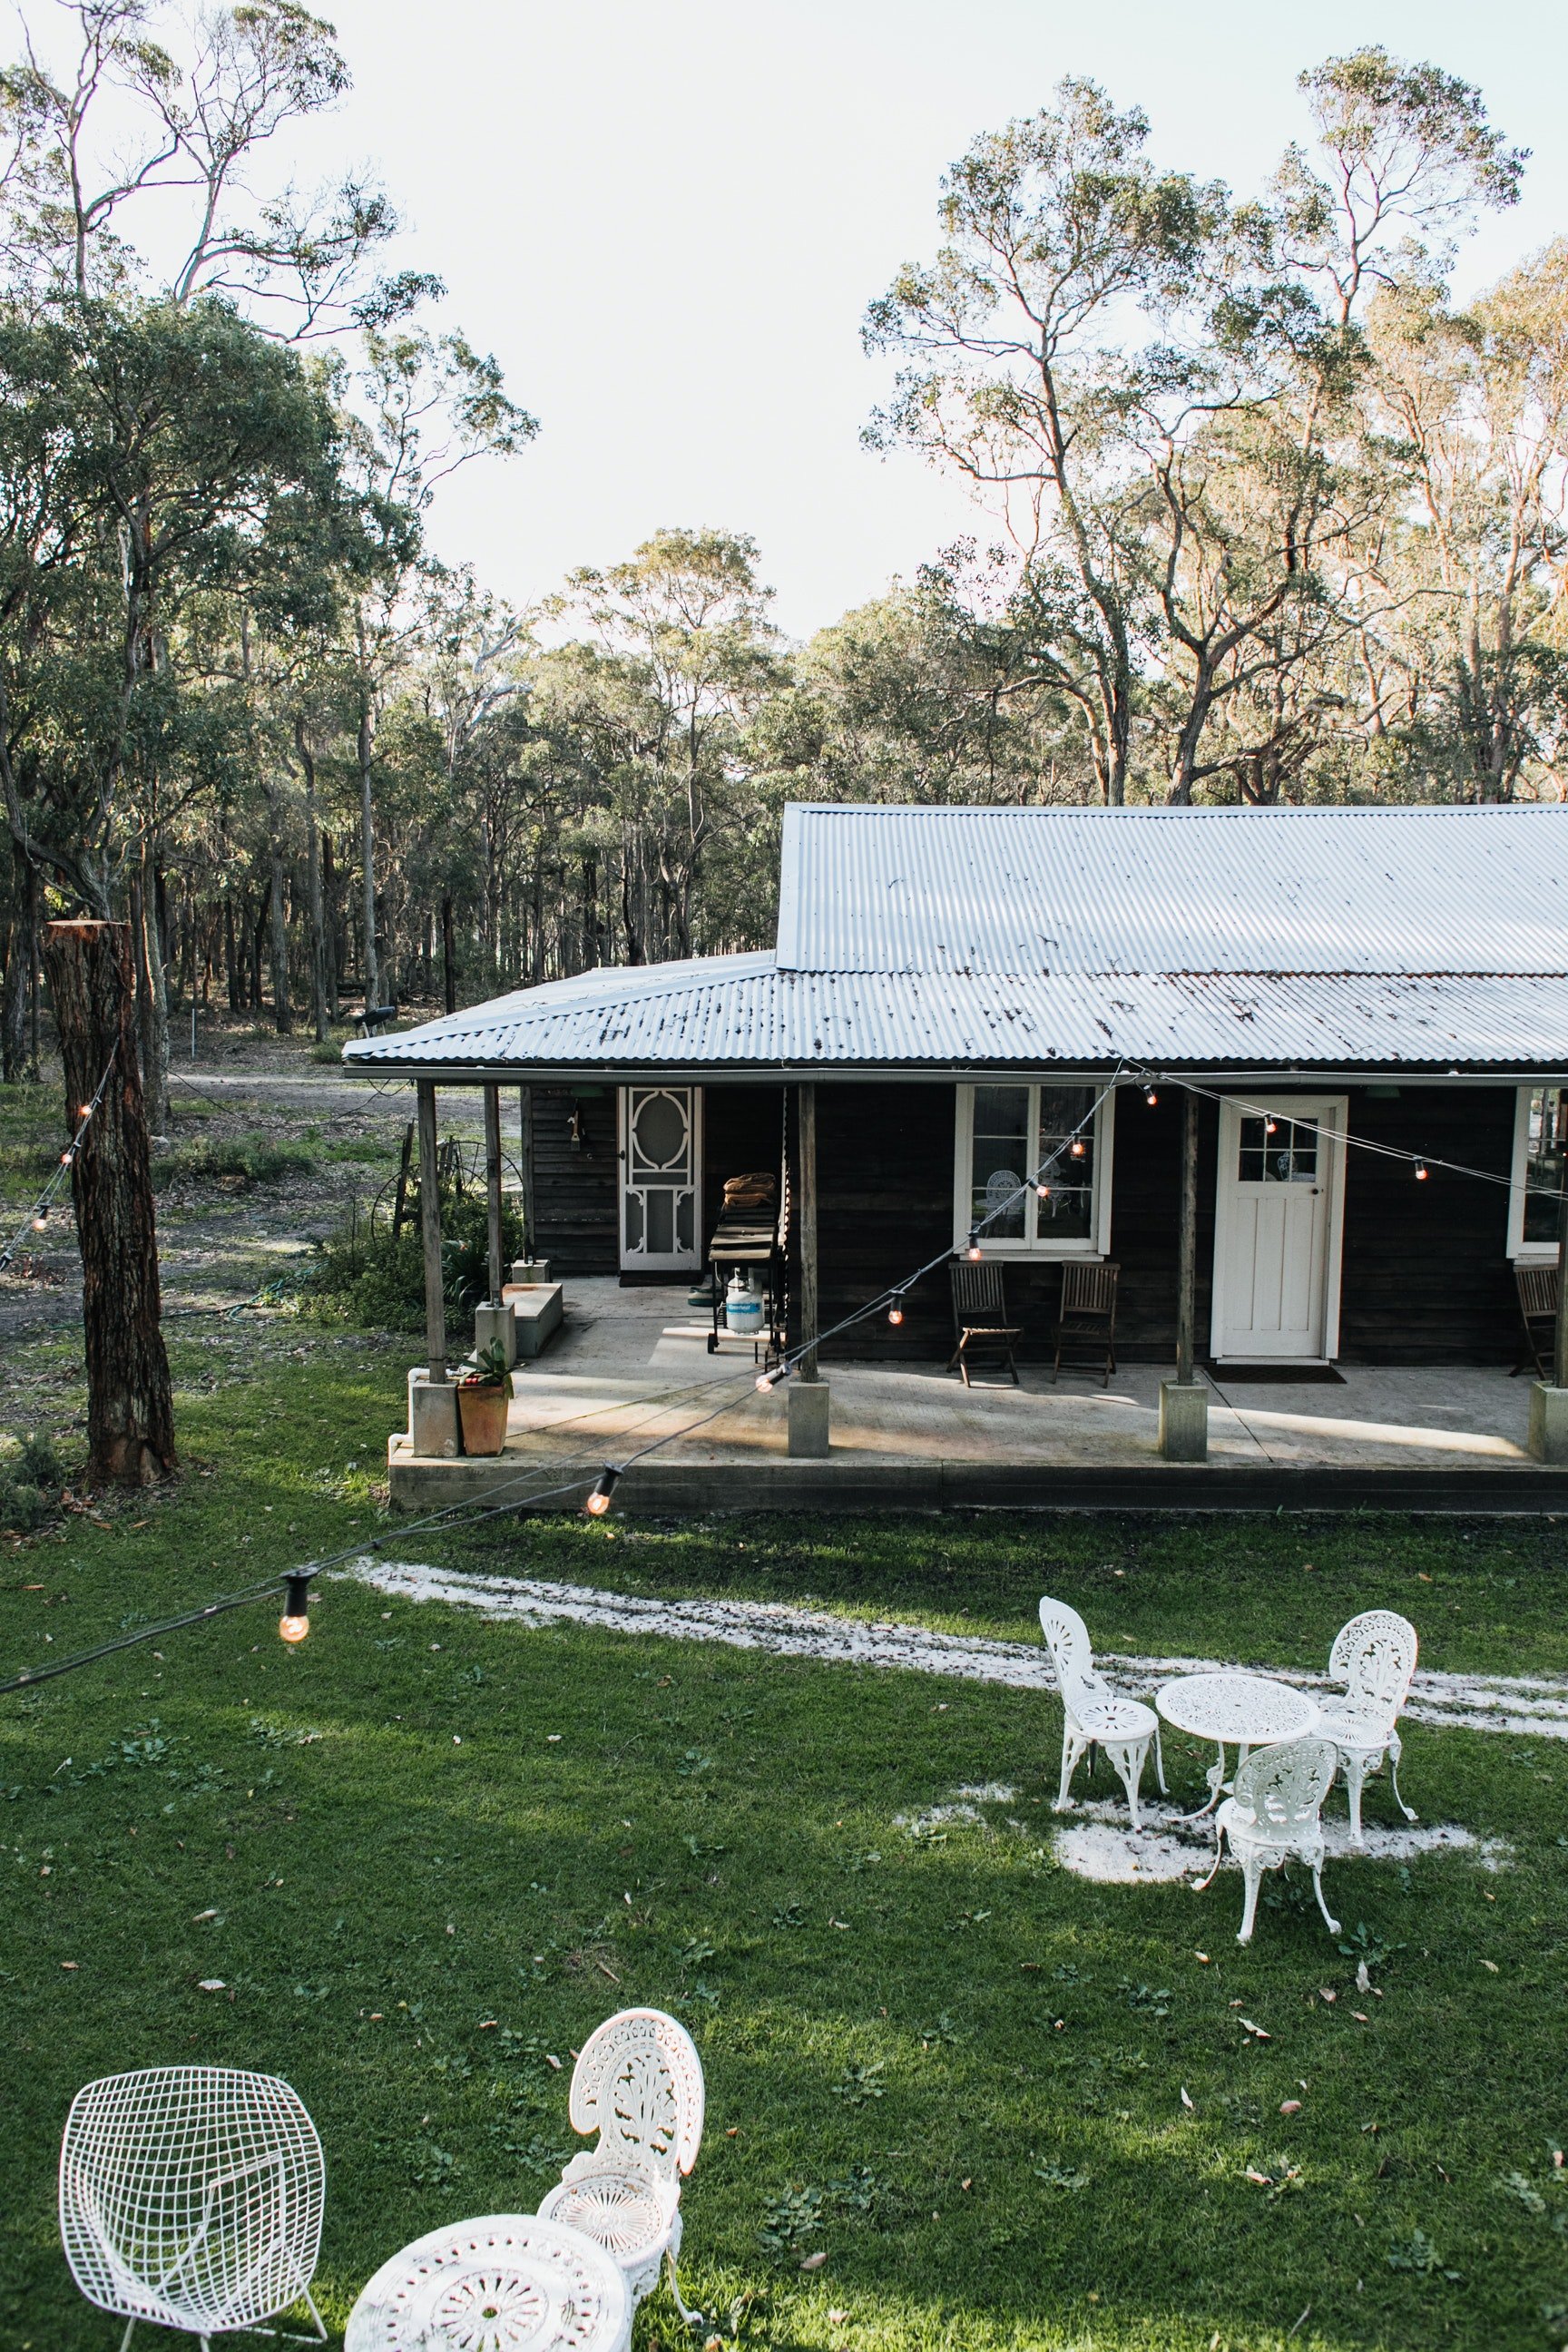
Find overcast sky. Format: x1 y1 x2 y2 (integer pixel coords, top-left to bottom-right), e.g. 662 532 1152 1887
311 0 1568 642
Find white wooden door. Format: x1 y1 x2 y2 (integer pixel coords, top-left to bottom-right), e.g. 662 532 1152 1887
1210 1096 1347 1362
619 1086 702 1271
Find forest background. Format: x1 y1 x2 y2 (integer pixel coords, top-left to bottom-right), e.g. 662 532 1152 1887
1 3 1565 1131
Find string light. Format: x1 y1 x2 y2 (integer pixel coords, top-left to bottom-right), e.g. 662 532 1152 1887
1143 1086 1158 1105
965 1234 984 1260
1070 1140 1085 1159
278 1573 312 1645
887 1297 906 1326
1264 1117 1279 1135
0 1047 117 1274
1415 1159 1429 1181
583 1465 621 1516
1036 1182 1051 1200
755 1369 778 1391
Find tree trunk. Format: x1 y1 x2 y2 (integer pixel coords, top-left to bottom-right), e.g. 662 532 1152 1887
358 699 379 1011
297 720 328 1043
267 781 292 1034
131 851 170 1135
223 897 240 1013
441 894 457 1014
42 919 176 1488
1 851 28 1083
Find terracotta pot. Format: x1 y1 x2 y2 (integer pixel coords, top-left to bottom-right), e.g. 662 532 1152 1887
456 1381 509 1456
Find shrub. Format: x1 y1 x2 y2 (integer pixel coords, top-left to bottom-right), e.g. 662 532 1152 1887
0 1427 65 1534
303 1180 524 1337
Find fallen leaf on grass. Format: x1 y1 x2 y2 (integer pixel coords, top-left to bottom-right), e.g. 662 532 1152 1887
1351 2011 1370 2024
1482 1959 1499 1974
1181 2086 1195 2112
1280 2100 1302 2115
1239 2017 1271 2040
799 2250 828 2271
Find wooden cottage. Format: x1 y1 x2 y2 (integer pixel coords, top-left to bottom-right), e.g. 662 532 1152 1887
346 802 1568 1379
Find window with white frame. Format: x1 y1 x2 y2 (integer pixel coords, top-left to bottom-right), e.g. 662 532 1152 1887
953 1083 1114 1257
1509 1084 1568 1259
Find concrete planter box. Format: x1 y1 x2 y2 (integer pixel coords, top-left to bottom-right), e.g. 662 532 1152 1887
501 1279 564 1357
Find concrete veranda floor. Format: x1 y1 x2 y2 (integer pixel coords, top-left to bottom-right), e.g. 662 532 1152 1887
387 1279 1558 1510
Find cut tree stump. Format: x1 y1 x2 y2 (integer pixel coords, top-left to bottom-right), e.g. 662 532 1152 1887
42 918 176 1488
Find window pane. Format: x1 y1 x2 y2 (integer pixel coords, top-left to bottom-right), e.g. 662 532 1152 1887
1524 1086 1567 1246
1239 1112 1318 1183
971 1085 1028 1238
1036 1084 1095 1241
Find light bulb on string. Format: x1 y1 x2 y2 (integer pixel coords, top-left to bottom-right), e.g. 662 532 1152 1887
1035 1183 1051 1200
887 1296 905 1326
32 1210 48 1231
1143 1086 1158 1106
1264 1118 1278 1136
78 1104 93 1121
584 1465 621 1516
278 1573 311 1645
1070 1140 1085 1160
965 1232 983 1261
755 1369 778 1392
59 1150 74 1168
1414 1159 1429 1181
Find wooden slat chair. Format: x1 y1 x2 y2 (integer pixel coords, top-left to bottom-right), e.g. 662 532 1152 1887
946 1260 1021 1387
1514 1264 1559 1377
1052 1261 1120 1387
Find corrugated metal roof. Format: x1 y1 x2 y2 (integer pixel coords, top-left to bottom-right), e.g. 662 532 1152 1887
345 958 1568 1073
344 801 1568 1077
775 801 1568 975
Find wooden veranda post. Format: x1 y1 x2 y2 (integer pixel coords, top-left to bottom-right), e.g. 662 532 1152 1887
797 1082 819 1379
483 1082 505 1304
416 1079 447 1383
519 1086 536 1261
43 920 176 1487
1176 1087 1199 1386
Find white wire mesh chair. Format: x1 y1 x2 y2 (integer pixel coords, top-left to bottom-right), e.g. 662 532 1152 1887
59 2066 327 2351
1039 1595 1165 1830
1193 1734 1342 1945
1317 1609 1419 1845
534 2007 704 2328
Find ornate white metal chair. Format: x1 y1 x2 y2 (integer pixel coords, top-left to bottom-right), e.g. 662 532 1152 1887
1194 1734 1341 1945
59 2066 327 2351
1318 1608 1418 1845
535 2007 704 2328
1038 1596 1165 1829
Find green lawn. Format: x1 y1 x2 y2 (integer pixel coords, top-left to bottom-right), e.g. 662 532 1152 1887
2 1335 1568 2351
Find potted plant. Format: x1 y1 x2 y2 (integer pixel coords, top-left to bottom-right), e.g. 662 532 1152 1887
456 1339 514 1456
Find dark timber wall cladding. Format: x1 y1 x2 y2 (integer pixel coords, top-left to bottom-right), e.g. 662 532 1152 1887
530 1075 1523 1357
806 1080 1522 1367
1338 1085 1516 1364
529 1083 789 1281
528 1086 619 1276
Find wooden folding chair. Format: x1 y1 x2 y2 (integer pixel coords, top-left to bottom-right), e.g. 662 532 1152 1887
1053 1261 1120 1387
946 1260 1021 1387
1514 1263 1559 1377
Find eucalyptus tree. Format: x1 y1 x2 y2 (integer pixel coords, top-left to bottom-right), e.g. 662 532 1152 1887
864 80 1220 804
337 326 535 1009
1366 247 1568 800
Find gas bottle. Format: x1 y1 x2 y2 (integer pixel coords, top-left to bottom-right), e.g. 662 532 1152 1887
726 1268 764 1336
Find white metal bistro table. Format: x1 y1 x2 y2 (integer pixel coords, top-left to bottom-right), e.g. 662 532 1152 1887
1156 1671 1323 1818
345 2212 631 2352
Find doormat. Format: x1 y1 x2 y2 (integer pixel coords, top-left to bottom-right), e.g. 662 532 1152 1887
1206 1362 1347 1385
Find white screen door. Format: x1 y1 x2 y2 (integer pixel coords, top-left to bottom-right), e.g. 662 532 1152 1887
619 1087 702 1271
1210 1096 1347 1362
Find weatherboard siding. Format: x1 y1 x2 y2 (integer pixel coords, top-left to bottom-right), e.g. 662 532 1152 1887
529 1079 1522 1362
